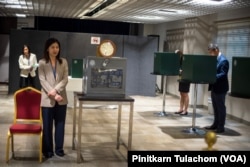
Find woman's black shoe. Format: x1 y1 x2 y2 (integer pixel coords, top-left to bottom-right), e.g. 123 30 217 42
174 111 183 114
180 111 188 115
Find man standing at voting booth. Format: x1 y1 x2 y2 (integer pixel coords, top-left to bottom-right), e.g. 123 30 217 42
205 43 229 133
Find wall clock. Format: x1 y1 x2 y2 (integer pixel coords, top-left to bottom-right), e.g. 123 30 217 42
98 40 116 58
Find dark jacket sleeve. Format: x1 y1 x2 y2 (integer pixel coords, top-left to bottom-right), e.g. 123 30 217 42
209 55 229 93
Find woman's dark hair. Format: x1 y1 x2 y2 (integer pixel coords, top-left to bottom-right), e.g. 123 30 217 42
175 50 184 65
43 38 62 64
22 44 30 56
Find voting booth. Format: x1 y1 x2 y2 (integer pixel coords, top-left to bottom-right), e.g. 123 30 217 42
151 52 180 117
71 59 84 78
181 54 217 83
231 57 250 98
153 52 180 75
181 54 217 135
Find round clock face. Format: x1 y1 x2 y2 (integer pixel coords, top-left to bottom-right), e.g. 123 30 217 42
98 40 116 57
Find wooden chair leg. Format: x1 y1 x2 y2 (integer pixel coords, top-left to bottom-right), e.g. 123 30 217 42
11 134 15 158
6 131 11 163
39 132 43 163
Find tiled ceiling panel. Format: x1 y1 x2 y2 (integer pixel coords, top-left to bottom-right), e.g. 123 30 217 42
0 0 250 24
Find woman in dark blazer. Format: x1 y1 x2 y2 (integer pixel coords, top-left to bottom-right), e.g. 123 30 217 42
38 38 68 158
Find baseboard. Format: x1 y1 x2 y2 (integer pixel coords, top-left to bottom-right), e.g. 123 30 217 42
227 114 250 126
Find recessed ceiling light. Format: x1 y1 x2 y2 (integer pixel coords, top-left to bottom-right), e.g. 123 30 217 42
123 20 142 24
5 4 22 8
159 9 177 13
192 0 231 5
16 14 26 17
158 9 189 15
134 15 164 20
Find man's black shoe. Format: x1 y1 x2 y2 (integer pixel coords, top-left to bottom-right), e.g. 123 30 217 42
43 152 54 159
205 126 217 130
55 151 65 157
216 129 225 133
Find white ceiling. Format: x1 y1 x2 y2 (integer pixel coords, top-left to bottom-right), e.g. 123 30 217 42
1 0 250 24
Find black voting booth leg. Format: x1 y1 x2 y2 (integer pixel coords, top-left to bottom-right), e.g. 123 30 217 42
154 75 168 117
184 83 205 135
